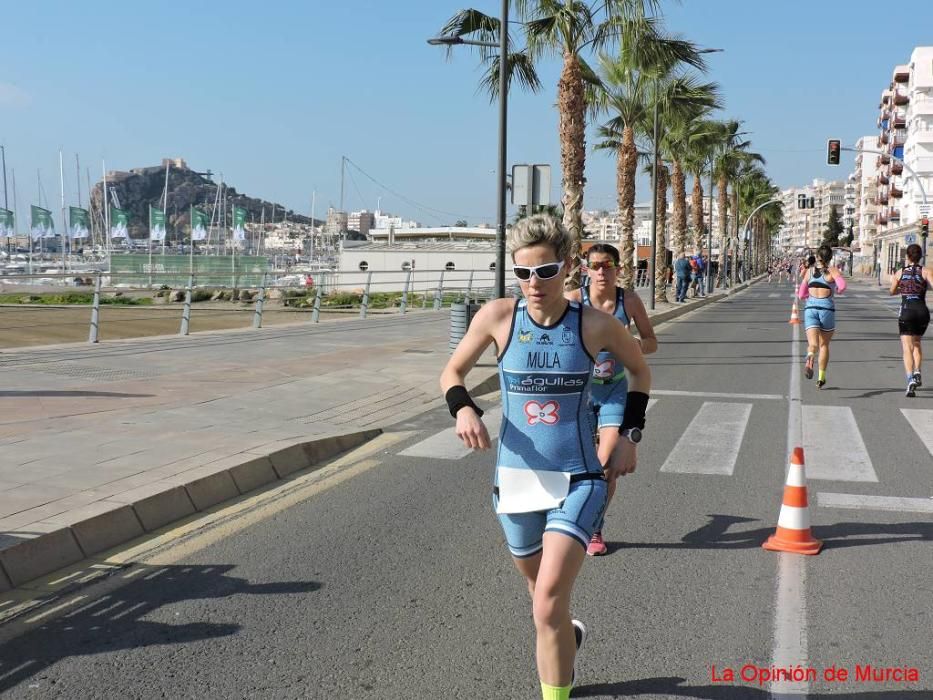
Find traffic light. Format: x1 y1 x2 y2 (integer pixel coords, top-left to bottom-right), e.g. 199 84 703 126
827 139 841 166
922 217 929 238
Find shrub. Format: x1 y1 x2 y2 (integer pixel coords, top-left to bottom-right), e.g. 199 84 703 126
191 289 214 302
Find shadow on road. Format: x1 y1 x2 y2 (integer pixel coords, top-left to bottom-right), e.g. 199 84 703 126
0 563 321 692
574 675 932 698
605 514 932 554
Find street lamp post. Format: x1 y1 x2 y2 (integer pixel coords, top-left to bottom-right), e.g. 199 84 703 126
429 0 509 298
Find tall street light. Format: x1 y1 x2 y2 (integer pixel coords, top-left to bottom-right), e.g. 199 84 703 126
649 48 722 309
429 0 509 298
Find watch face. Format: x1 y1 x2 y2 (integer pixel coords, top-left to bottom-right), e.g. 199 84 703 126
627 428 642 443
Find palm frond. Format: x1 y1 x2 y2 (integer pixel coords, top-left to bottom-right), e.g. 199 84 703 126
478 50 544 101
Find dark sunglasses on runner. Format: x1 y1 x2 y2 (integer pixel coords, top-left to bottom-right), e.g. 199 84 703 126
513 260 565 281
586 260 617 272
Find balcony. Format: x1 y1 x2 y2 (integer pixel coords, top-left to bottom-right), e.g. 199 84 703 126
890 186 903 199
893 129 907 145
878 173 890 185
893 145 904 159
891 161 904 175
878 117 889 130
879 131 890 145
894 91 910 106
877 213 888 225
894 66 910 83
880 153 891 164
880 193 890 205
890 209 901 221
893 114 907 129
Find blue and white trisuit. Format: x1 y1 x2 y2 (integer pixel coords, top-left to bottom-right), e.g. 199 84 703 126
581 284 630 429
493 299 607 558
804 268 838 332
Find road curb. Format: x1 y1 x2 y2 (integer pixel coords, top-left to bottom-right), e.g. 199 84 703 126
0 428 383 592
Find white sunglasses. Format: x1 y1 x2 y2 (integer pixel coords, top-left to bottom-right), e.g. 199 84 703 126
512 260 566 281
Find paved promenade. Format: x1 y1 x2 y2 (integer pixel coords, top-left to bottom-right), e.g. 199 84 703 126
0 285 744 590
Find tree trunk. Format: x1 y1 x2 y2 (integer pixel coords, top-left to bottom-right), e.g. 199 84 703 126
558 52 586 263
654 164 669 304
691 173 705 252
672 160 687 256
618 126 637 289
717 176 728 286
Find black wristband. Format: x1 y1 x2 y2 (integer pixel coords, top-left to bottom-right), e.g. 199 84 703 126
445 385 484 419
619 391 649 432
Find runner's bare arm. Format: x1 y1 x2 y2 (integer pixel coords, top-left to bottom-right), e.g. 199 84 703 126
440 298 514 450
624 291 657 355
889 270 901 296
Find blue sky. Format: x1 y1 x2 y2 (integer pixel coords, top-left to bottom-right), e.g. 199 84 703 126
2 1 933 226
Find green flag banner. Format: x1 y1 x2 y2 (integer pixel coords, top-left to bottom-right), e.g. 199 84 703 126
30 205 54 240
233 206 247 241
149 205 166 242
69 206 90 239
0 208 13 238
110 206 129 239
191 208 209 241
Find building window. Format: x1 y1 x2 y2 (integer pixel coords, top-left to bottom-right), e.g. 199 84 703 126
402 261 412 271
359 261 369 271
445 261 456 271
489 262 496 271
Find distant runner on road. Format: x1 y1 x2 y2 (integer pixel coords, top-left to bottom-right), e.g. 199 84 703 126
889 243 931 397
441 215 651 700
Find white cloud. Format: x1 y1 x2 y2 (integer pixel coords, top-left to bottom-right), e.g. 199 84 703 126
0 83 31 107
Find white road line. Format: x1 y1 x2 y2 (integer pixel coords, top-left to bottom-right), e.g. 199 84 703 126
659 402 751 475
901 409 933 457
654 389 783 401
768 292 780 298
770 302 809 699
802 406 878 482
400 408 503 459
818 492 933 513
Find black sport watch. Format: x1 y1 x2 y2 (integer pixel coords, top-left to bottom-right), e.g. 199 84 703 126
621 427 643 444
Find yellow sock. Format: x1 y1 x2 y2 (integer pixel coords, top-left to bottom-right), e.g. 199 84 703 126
818 369 826 381
541 682 572 700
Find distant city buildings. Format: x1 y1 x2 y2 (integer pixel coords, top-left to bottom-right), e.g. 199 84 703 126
778 179 845 251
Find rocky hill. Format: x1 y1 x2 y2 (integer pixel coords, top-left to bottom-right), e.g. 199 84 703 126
88 159 318 240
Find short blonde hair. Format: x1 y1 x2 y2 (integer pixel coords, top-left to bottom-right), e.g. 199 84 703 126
507 214 573 261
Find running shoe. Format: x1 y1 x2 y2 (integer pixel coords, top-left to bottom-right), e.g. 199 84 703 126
914 372 922 388
816 378 826 389
804 355 814 380
586 531 607 557
907 378 918 398
571 619 587 689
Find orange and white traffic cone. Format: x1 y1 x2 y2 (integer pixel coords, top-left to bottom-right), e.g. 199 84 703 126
762 447 822 555
788 300 801 325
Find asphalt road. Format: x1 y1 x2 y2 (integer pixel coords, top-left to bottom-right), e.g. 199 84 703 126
0 278 930 699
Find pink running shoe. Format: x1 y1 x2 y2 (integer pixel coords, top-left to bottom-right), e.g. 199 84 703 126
586 531 607 556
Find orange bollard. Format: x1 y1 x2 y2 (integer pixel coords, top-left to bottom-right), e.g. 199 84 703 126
788 300 801 325
763 447 823 555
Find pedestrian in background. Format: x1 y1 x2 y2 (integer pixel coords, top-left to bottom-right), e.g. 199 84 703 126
674 250 692 303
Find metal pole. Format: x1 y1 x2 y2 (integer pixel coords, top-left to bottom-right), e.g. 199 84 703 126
162 160 170 256
180 274 193 335
1 145 8 209
360 271 372 319
648 78 659 310
253 273 266 328
88 272 101 343
495 0 508 299
434 270 445 310
465 269 474 305
311 284 323 323
400 268 412 314
59 151 67 276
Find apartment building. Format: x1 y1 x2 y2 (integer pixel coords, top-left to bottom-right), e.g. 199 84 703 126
778 180 845 251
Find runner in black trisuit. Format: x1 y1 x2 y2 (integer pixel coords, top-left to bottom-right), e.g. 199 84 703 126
889 243 931 397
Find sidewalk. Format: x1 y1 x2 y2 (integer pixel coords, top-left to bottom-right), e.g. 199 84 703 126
0 282 751 591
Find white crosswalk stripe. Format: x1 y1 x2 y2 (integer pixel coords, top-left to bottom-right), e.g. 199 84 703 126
660 402 752 475
901 409 933 457
768 293 780 298
802 406 877 482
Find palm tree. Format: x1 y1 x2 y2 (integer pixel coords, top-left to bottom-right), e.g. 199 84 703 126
439 2 661 261
591 24 711 289
734 165 778 275
680 119 721 253
710 120 763 286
